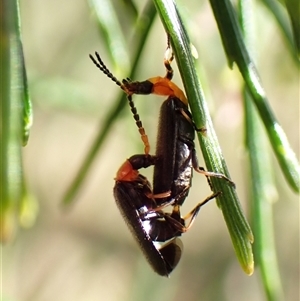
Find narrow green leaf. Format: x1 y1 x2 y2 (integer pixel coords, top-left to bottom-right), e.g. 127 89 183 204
1 0 25 242
284 0 300 54
245 90 284 301
121 0 138 20
153 0 254 275
259 0 298 62
240 0 285 297
209 0 300 193
20 46 32 146
89 0 130 72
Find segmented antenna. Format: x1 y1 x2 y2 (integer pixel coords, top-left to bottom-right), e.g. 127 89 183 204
89 52 150 154
127 95 150 155
89 52 123 90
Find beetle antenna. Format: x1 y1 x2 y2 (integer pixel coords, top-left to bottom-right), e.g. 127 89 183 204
127 95 150 154
89 52 125 90
89 52 150 154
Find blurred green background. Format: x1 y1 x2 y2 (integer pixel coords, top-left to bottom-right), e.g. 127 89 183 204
2 0 299 300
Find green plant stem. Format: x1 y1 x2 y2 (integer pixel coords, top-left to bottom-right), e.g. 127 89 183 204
153 0 254 275
89 0 130 71
239 1 285 299
284 0 300 54
1 0 25 242
62 1 157 205
209 0 300 193
259 0 298 63
245 91 284 301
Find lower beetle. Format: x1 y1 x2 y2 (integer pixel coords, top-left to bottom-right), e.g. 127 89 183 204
114 154 219 276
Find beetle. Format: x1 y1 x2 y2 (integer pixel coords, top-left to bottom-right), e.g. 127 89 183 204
114 153 219 276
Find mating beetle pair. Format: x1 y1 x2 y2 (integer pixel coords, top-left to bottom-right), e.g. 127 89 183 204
90 43 234 276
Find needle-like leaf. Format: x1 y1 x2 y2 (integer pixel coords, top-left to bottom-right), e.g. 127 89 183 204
153 0 254 275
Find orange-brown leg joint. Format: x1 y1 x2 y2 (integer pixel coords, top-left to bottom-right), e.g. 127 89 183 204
164 48 174 80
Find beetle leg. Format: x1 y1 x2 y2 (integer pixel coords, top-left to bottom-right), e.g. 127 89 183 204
164 49 174 80
191 149 236 188
164 35 174 80
162 191 220 234
145 190 172 201
182 191 221 231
